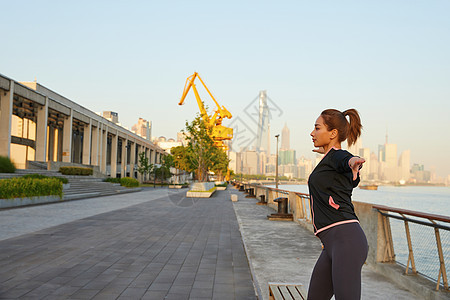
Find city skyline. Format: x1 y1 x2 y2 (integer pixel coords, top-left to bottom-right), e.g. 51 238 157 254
1 1 449 177
232 122 439 183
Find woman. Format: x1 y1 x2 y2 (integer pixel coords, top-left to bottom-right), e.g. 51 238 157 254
307 109 368 300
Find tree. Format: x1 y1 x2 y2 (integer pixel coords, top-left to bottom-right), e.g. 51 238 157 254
210 147 229 181
155 154 174 182
184 116 217 182
137 152 153 181
172 115 228 182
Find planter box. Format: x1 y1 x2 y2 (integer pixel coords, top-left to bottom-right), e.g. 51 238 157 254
0 195 62 209
215 186 227 191
186 189 216 198
169 185 189 189
190 182 215 191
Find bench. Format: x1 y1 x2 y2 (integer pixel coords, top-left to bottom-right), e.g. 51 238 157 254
269 282 306 300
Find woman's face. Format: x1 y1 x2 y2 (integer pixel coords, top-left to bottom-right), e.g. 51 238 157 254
310 116 333 148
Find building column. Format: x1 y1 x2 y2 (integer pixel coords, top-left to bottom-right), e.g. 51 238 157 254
121 138 128 178
146 148 151 181
57 128 63 161
82 120 92 165
47 126 55 161
110 133 118 178
150 149 155 165
130 141 136 179
136 144 142 182
62 108 73 163
35 96 48 162
90 125 99 166
0 81 14 157
101 125 108 174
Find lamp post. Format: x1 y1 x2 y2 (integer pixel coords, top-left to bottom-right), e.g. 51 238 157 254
275 134 280 189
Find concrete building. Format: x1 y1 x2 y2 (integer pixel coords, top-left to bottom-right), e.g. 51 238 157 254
0 74 166 179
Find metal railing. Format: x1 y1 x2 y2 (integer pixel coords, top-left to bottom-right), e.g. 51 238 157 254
373 204 450 291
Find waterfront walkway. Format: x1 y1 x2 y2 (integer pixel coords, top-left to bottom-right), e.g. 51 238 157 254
0 187 419 299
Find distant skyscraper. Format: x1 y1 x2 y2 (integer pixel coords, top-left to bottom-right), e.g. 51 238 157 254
399 150 411 182
255 91 270 154
358 148 371 180
281 123 290 150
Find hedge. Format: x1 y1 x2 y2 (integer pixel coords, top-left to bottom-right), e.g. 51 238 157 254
104 177 121 183
0 177 63 199
22 174 69 184
0 156 16 173
59 166 93 176
120 177 139 187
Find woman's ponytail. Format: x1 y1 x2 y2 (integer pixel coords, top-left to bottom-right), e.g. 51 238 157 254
342 109 362 147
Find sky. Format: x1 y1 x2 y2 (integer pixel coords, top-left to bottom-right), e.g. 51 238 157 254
1 0 449 177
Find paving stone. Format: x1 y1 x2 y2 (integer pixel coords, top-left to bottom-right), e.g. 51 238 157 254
189 287 213 298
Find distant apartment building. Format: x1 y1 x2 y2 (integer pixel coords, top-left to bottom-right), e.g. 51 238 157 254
297 156 313 179
411 164 430 183
131 118 151 140
279 149 296 165
154 136 181 154
102 111 119 124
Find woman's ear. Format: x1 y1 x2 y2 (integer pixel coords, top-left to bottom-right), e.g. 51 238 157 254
330 129 338 140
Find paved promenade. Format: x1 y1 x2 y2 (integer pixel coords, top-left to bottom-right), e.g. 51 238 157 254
0 186 421 299
0 188 256 299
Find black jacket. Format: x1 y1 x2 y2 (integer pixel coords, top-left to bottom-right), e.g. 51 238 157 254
308 148 360 235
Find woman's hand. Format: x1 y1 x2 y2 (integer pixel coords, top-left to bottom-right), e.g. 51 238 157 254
312 147 325 154
349 157 365 180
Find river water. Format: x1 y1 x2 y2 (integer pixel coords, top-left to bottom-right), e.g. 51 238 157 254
270 184 450 284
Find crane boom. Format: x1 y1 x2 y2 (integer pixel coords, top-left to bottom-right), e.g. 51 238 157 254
178 72 233 148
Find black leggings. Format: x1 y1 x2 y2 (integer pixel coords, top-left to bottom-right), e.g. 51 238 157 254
307 222 368 300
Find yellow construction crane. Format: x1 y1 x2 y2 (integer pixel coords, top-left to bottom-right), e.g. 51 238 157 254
178 72 233 149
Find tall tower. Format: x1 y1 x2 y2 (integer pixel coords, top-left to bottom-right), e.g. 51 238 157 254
281 123 290 150
255 91 270 153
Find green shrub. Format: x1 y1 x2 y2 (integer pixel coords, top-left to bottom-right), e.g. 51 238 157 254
105 177 121 183
0 177 62 199
0 156 16 173
120 177 139 187
59 166 93 176
22 174 69 184
215 182 228 187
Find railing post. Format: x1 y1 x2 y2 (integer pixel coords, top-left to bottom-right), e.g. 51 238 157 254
400 214 417 275
431 220 448 290
380 213 395 262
